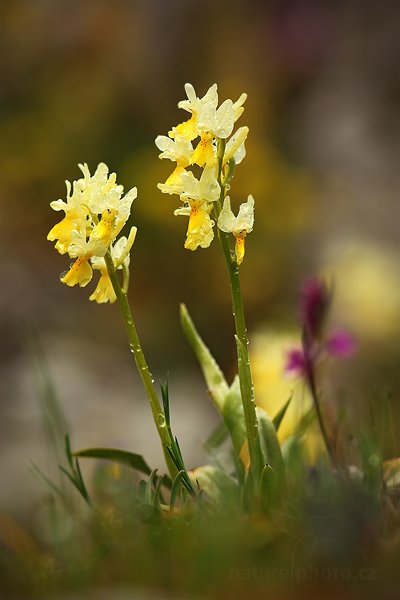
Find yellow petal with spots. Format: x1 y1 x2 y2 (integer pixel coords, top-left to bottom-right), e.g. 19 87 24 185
184 205 214 250
61 258 92 287
89 208 117 255
191 133 215 168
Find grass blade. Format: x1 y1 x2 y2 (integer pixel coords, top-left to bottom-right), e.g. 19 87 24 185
74 447 152 476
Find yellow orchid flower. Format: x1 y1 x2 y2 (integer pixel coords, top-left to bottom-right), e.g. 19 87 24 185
217 195 254 265
172 83 218 142
49 163 137 296
61 256 93 288
169 84 247 168
174 200 214 251
179 167 220 205
155 133 194 192
89 231 136 303
47 180 86 255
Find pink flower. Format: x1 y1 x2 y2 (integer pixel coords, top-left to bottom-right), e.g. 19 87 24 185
286 277 357 380
285 348 307 376
326 329 357 358
299 277 330 339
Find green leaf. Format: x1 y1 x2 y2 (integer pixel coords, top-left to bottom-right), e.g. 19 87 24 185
164 443 194 496
256 407 285 490
74 447 152 477
180 304 229 411
160 380 170 427
137 480 147 502
145 468 159 505
74 458 90 501
65 434 74 472
222 375 246 460
272 393 293 433
259 464 276 511
170 470 186 513
59 466 83 496
153 475 164 508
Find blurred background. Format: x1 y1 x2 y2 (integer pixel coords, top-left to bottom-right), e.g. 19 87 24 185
1 0 399 516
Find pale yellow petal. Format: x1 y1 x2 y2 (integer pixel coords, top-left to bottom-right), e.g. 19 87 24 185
61 258 93 287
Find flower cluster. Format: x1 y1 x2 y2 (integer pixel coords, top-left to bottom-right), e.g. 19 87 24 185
156 83 254 264
47 163 137 303
286 278 356 377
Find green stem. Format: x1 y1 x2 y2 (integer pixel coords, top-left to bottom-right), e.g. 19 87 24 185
215 139 264 485
104 252 177 478
307 365 339 470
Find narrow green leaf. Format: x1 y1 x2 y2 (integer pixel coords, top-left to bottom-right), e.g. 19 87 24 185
180 304 229 411
170 470 186 513
256 407 285 490
145 469 159 505
160 380 170 426
165 443 194 496
65 434 74 471
74 458 90 502
222 375 246 459
74 447 152 476
260 464 276 511
59 466 83 497
153 475 164 508
272 393 293 433
137 480 147 502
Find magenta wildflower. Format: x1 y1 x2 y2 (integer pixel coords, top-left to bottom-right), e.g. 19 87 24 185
299 277 330 339
326 329 357 358
285 348 307 376
285 277 356 378
285 276 356 467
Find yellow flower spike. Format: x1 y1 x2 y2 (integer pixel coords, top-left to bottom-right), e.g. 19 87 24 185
61 257 93 287
49 164 136 263
217 195 255 265
169 83 242 144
